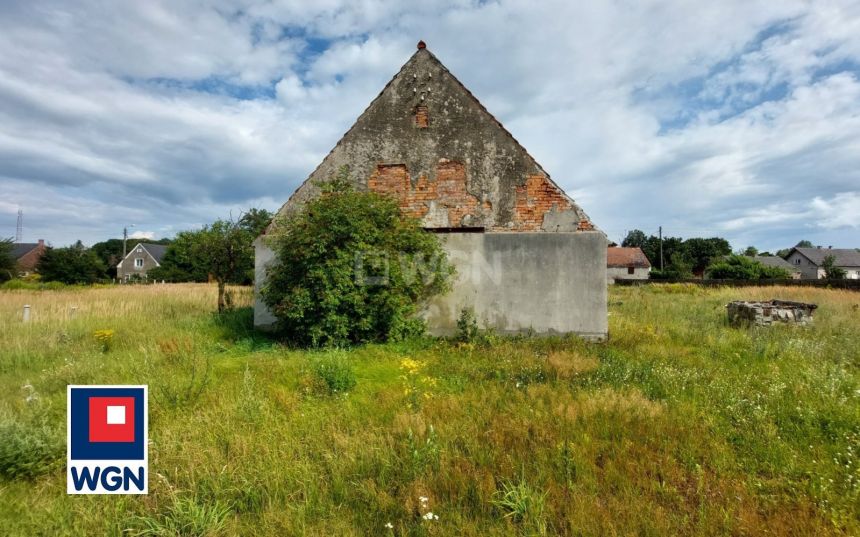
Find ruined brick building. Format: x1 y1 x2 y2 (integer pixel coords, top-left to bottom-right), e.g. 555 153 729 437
255 42 607 339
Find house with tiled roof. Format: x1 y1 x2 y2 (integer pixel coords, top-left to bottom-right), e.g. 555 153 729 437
116 243 168 281
12 239 46 276
256 42 608 339
606 247 651 283
785 247 860 279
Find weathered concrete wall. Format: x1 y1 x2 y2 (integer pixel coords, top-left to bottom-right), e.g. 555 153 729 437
255 232 608 340
253 237 278 328
424 232 607 339
607 266 649 284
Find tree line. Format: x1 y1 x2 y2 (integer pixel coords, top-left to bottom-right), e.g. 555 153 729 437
0 209 273 302
619 231 837 280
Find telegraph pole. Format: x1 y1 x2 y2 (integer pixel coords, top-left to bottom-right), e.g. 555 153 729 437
659 226 664 271
122 224 135 258
15 209 22 242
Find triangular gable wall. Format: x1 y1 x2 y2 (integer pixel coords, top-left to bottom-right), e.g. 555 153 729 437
270 44 597 234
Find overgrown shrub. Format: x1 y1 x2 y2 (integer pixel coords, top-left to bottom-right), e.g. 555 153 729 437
151 341 211 409
706 254 790 279
0 421 63 479
261 167 453 346
456 307 479 343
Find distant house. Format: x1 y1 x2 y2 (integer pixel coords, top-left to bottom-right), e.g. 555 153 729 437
751 255 802 279
784 247 860 280
116 243 167 281
607 247 651 283
12 239 46 276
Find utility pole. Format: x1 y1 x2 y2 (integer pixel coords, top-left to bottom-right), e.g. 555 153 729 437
15 209 22 242
122 224 135 259
659 226 664 271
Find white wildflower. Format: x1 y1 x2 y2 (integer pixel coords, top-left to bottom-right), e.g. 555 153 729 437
385 522 393 529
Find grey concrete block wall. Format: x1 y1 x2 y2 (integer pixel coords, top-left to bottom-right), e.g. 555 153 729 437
254 231 608 340
253 236 277 328
423 232 607 339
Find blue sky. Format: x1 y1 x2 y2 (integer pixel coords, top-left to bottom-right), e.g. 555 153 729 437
0 0 858 252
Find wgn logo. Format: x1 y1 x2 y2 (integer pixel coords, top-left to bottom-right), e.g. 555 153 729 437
67 385 148 494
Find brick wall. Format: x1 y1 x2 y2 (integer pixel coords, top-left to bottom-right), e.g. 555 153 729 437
368 162 589 231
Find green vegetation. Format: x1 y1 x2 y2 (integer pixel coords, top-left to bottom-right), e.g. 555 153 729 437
622 230 731 278
149 209 272 286
707 254 791 279
822 254 847 280
261 171 453 346
0 238 15 282
0 283 858 535
36 241 106 284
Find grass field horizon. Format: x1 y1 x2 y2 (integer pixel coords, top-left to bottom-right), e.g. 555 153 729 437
1 283 858 535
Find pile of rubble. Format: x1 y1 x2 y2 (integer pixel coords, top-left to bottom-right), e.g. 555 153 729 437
726 299 817 327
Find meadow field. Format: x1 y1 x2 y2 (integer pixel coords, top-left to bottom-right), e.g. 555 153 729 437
0 283 858 536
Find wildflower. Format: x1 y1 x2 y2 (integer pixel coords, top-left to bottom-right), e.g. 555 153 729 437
385 522 393 529
422 512 439 520
93 329 115 352
419 496 428 504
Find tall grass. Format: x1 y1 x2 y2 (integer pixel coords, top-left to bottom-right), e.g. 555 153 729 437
0 283 857 535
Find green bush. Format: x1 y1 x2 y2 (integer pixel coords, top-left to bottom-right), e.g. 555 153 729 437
310 354 357 395
36 241 106 284
1 279 72 290
261 167 453 346
706 254 790 279
456 307 480 343
0 421 63 479
0 238 15 282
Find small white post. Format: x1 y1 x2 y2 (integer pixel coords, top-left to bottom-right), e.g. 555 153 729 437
22 304 30 322
69 306 78 319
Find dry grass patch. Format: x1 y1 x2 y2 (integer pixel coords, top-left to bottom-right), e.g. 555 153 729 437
546 350 599 379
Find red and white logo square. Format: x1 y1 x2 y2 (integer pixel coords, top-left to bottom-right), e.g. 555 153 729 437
88 397 135 443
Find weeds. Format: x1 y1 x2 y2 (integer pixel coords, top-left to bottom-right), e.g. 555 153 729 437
456 307 479 343
492 478 548 535
127 496 231 536
308 353 356 395
0 284 858 535
0 420 63 479
152 350 211 409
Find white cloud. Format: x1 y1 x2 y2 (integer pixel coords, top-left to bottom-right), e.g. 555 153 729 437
129 230 156 240
0 0 857 249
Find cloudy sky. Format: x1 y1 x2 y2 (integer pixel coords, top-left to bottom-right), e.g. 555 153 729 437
0 1 858 252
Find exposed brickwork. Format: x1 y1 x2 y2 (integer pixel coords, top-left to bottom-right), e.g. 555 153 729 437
368 164 411 199
415 105 429 128
368 164 593 231
369 161 491 227
511 174 574 231
271 47 599 236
